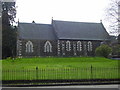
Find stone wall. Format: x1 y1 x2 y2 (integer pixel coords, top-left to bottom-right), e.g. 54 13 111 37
58 40 101 57
17 39 101 57
17 39 57 57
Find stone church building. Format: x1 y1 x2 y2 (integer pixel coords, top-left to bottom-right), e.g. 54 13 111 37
17 19 110 57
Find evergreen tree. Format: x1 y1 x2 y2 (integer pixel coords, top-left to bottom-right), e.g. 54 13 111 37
2 2 17 59
118 34 120 43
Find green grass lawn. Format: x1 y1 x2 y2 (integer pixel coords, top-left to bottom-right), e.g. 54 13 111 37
1 57 120 80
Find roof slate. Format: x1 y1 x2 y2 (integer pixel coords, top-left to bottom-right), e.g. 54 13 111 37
18 20 110 41
52 20 110 40
18 23 57 40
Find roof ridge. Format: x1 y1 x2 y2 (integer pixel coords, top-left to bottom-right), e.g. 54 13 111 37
53 20 100 24
19 22 51 25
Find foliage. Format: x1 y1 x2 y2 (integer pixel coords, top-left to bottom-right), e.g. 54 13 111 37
112 44 120 55
118 34 120 43
2 2 16 25
2 2 17 59
106 0 120 35
95 44 112 58
2 26 17 58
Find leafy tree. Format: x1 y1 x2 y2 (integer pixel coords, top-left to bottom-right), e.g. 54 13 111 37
95 44 112 58
106 0 120 35
2 2 17 59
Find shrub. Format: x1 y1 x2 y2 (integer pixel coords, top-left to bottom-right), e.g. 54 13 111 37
95 44 112 58
112 44 120 56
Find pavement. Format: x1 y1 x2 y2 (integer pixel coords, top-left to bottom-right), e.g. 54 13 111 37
28 84 120 88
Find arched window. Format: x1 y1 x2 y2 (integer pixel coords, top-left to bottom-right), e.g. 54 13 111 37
26 41 34 53
44 41 52 52
77 41 82 51
88 41 92 51
66 41 71 51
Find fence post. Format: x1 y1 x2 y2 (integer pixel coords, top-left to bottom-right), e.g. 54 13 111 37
36 66 38 80
91 65 93 79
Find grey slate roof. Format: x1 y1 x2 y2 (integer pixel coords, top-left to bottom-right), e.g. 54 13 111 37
18 23 57 40
18 20 110 41
53 20 110 40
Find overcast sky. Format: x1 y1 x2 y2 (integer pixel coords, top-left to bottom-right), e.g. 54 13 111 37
16 0 111 33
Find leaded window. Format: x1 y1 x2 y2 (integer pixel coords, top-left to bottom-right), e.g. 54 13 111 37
66 41 71 51
77 41 82 51
44 41 52 52
26 41 34 53
88 41 92 51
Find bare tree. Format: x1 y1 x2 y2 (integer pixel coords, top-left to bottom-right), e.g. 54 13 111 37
106 0 120 36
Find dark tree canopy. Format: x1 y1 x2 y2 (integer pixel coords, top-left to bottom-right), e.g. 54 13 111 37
2 2 16 25
2 2 17 59
118 34 120 43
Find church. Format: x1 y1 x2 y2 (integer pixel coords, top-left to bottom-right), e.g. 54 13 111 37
17 19 110 57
